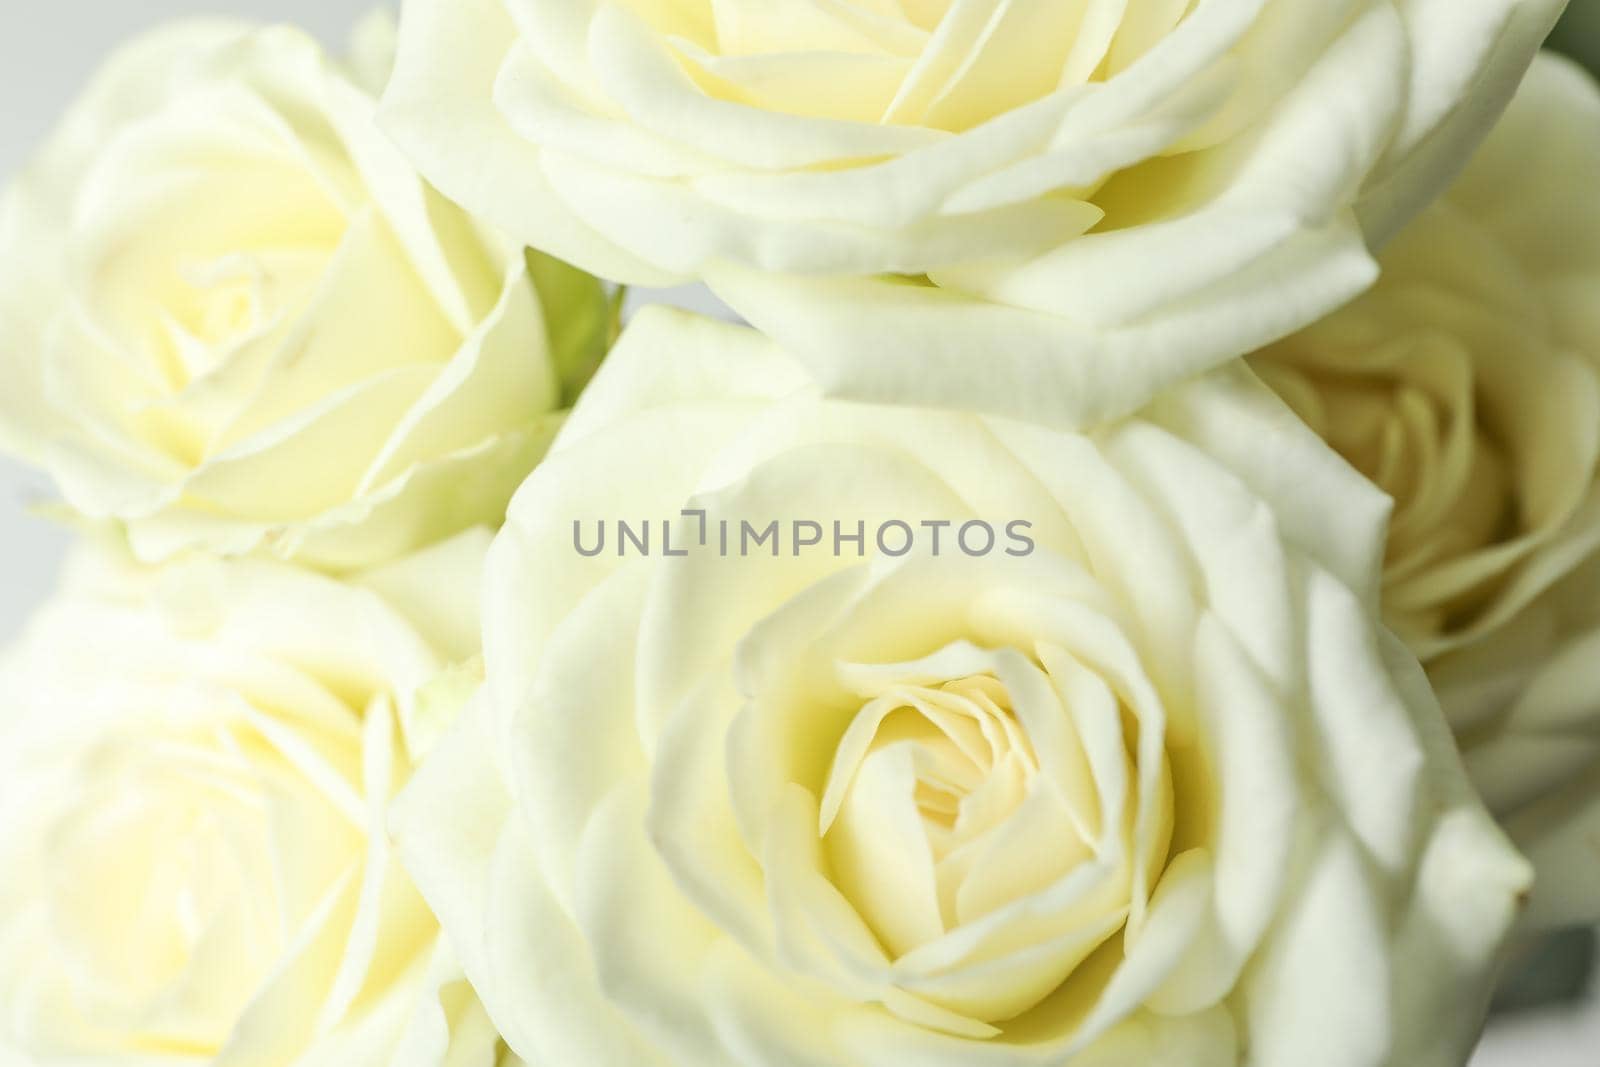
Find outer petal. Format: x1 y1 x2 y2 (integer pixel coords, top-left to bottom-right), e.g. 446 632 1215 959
710 221 1374 432
381 0 674 285
391 693 673 1067
1358 0 1569 244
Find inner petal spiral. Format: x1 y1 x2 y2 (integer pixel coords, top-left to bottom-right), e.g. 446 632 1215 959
820 672 1101 957
621 0 1199 131
769 628 1167 1031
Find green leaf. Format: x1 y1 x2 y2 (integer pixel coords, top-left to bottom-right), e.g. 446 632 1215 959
525 248 623 408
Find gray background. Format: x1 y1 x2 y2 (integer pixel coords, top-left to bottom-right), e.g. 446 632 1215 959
0 5 1598 1063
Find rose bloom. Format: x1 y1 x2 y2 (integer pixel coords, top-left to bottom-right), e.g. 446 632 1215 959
1252 53 1600 931
395 308 1529 1067
0 19 612 570
378 0 1561 428
0 532 509 1066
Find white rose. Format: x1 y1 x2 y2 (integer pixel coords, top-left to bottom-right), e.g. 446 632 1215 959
0 20 613 571
377 0 1561 429
0 533 504 1066
394 308 1529 1067
1251 52 1600 930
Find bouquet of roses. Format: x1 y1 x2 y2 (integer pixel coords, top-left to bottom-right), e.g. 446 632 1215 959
0 2 1595 1065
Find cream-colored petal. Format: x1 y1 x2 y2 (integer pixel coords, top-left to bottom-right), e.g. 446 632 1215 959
391 696 672 1067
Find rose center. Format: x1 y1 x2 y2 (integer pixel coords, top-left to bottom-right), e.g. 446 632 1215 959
44 735 281 1048
817 672 1096 959
630 0 1196 131
1259 348 1519 639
